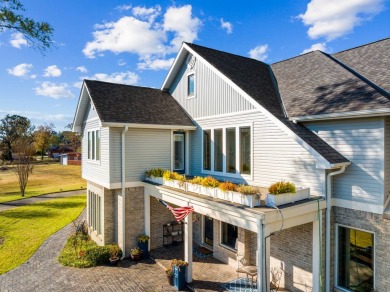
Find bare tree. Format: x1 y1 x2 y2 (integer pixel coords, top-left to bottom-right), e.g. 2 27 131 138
13 137 34 197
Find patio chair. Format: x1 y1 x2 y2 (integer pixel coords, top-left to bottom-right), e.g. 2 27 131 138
270 266 283 291
236 253 257 289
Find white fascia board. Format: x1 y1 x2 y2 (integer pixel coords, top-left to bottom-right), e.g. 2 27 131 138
291 108 390 122
101 122 196 130
332 198 383 214
72 82 87 132
161 45 187 90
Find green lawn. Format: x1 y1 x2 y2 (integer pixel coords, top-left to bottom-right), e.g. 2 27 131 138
0 163 86 203
0 194 86 275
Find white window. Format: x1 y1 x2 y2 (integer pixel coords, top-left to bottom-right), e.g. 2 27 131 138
202 125 252 177
188 74 195 97
88 129 100 161
88 191 102 235
336 225 374 291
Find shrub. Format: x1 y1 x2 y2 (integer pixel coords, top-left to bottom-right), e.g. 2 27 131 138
219 181 237 192
107 244 122 258
145 168 166 178
201 176 220 188
85 246 111 266
189 176 203 185
268 181 296 195
236 184 257 195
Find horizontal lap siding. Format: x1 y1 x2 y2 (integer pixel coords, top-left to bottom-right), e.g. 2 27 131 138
169 54 255 119
82 118 109 185
306 118 384 205
191 111 323 195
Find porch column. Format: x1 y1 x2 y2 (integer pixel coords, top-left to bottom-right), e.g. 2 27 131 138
265 236 271 292
144 193 150 251
313 210 321 292
257 218 265 291
185 212 193 283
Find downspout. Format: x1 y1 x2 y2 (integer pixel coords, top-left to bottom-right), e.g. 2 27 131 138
121 125 129 259
325 166 346 292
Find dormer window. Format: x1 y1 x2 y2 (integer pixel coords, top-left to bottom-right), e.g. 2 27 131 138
187 73 195 97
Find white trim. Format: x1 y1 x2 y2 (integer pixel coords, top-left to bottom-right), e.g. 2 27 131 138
187 71 196 98
86 128 101 163
101 122 196 130
291 108 390 122
335 224 376 292
161 45 187 90
332 198 383 214
194 109 261 122
185 130 190 175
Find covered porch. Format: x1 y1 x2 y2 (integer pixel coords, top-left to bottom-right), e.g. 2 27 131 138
143 182 325 292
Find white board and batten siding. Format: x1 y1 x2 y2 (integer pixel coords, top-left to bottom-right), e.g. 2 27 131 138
169 53 256 118
109 128 172 184
384 117 390 205
305 118 385 207
82 112 110 187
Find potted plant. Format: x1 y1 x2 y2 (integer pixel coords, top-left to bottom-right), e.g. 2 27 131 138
266 181 310 207
186 176 203 194
145 168 166 184
236 185 260 207
108 244 121 266
216 181 237 201
165 268 174 286
200 176 219 198
137 234 150 257
163 171 186 191
171 259 188 291
130 247 143 261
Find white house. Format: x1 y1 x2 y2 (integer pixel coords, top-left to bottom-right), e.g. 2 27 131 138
73 38 390 292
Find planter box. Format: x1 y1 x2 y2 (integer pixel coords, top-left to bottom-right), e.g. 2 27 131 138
241 194 261 208
164 180 186 191
146 176 164 185
231 191 245 204
215 189 227 200
173 265 187 291
200 186 216 198
186 183 201 194
266 188 310 207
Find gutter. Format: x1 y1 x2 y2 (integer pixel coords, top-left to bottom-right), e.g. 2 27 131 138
325 166 347 292
121 125 129 259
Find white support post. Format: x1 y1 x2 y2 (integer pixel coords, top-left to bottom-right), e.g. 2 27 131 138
265 236 271 292
144 193 151 251
185 212 193 283
257 218 264 292
313 210 322 292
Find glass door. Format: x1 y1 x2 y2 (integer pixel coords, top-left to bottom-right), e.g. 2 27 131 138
173 132 185 173
204 216 214 246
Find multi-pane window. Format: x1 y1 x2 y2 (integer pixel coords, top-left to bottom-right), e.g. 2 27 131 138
202 126 251 175
188 74 195 97
203 130 211 171
221 222 238 250
88 191 102 235
88 130 100 161
337 226 374 291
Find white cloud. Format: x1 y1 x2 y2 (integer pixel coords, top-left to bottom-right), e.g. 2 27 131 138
0 109 72 127
76 66 88 73
248 44 269 61
298 0 384 41
43 65 62 77
301 42 328 54
7 63 33 77
118 59 126 66
35 81 75 99
10 33 28 48
137 57 175 70
83 4 201 63
87 71 140 85
116 4 132 11
220 18 233 34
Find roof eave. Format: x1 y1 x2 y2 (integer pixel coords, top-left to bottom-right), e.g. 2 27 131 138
101 122 196 130
290 108 390 122
161 44 188 91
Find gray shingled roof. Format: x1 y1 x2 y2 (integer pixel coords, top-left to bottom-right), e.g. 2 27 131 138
271 50 390 118
333 38 390 93
185 43 349 165
84 80 194 127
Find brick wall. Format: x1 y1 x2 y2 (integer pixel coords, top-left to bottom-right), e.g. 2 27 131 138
332 207 390 292
150 198 177 249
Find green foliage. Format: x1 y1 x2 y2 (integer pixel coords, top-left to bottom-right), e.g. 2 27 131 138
130 247 142 255
162 170 186 181
145 167 166 178
171 259 188 271
201 176 220 188
268 181 296 195
219 181 238 192
189 176 203 185
137 234 149 243
85 246 111 266
107 244 122 258
236 184 257 195
165 268 173 276
33 124 54 159
0 0 54 52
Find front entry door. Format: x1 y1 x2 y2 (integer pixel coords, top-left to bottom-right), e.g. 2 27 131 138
173 132 185 173
204 216 214 245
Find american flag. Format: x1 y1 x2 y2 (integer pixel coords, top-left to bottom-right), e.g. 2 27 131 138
157 199 194 222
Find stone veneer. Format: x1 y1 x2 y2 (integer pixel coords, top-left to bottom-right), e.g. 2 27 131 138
331 207 390 292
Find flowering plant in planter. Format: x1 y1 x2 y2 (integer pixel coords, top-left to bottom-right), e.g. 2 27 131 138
163 171 186 190
130 247 143 261
200 176 219 197
186 176 203 193
266 181 309 207
216 181 237 201
234 184 260 207
137 234 150 243
145 168 166 184
171 259 189 271
268 181 296 194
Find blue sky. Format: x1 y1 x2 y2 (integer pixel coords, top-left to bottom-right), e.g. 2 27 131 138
1 0 389 130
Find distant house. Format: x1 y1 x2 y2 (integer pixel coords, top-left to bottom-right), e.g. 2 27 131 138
60 152 81 165
72 38 390 292
48 145 73 159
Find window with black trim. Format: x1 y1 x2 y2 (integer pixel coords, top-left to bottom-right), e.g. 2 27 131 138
221 222 237 250
88 129 100 161
203 130 211 170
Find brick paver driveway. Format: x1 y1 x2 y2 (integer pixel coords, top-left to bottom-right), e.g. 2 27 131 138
0 210 176 292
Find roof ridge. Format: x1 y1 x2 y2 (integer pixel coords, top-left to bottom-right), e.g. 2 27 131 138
85 79 160 91
322 51 390 97
332 37 390 56
271 50 320 65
